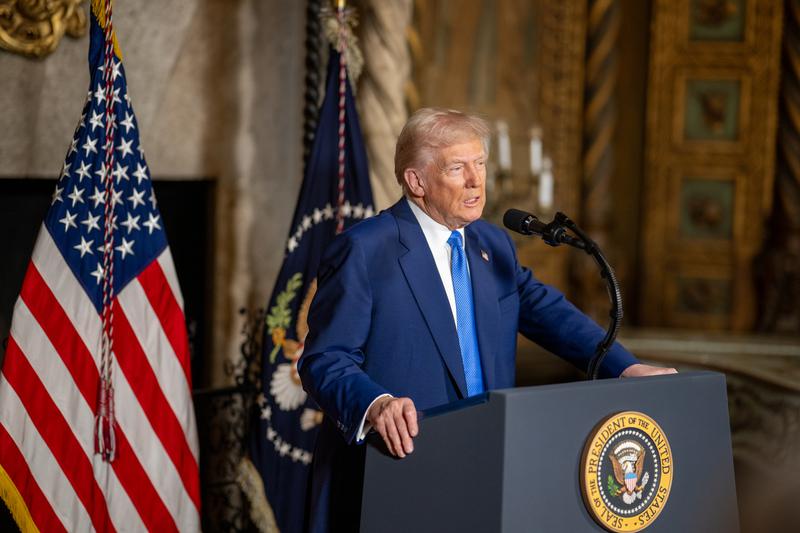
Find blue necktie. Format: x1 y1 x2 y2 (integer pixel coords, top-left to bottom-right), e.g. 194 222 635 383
447 231 484 396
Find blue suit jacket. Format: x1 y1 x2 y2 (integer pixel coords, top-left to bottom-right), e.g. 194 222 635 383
298 198 638 531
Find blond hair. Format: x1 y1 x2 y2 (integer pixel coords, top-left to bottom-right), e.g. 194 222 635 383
394 108 490 185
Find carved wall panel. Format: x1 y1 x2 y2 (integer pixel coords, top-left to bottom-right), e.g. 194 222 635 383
641 0 783 330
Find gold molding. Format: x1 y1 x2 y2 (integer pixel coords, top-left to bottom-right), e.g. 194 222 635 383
0 0 87 59
640 0 783 330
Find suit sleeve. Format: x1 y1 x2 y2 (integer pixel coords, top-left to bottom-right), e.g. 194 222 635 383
503 232 639 378
298 233 390 444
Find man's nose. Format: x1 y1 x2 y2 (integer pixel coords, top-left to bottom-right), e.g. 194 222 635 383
465 163 483 187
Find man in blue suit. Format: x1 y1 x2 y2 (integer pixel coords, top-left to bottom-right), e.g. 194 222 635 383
298 108 675 532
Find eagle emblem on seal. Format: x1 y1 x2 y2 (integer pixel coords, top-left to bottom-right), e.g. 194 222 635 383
609 440 650 504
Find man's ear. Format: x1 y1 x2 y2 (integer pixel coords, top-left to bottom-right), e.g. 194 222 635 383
403 168 425 197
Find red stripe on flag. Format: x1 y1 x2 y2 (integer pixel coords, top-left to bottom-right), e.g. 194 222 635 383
138 260 192 388
113 426 179 533
2 338 116 533
20 263 180 531
112 301 201 510
19 261 99 402
0 421 67 533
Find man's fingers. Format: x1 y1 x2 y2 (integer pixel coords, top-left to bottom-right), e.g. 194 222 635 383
368 397 419 458
373 418 392 455
392 410 414 454
402 402 419 438
384 416 405 458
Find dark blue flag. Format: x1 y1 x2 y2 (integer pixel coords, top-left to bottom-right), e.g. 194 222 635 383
247 48 374 533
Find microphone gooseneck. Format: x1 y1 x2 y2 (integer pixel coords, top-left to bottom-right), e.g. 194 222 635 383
502 209 623 380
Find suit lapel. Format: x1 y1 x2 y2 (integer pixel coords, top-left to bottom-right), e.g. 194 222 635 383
465 226 499 391
392 199 468 398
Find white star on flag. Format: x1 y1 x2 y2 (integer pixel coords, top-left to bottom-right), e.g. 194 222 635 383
90 262 104 284
112 162 129 183
132 163 148 184
67 186 85 207
59 210 77 232
89 186 105 207
115 237 135 259
73 236 94 258
51 186 64 205
75 161 92 182
93 85 105 104
116 138 134 159
110 189 123 207
120 111 135 133
120 212 140 234
89 110 104 131
128 188 145 209
81 212 101 233
143 213 161 235
82 136 98 156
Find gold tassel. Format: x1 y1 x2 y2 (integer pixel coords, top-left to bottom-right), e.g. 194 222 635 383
320 5 364 86
90 0 124 60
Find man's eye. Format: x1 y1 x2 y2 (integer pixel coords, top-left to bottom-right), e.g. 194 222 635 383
476 160 486 167
448 165 463 173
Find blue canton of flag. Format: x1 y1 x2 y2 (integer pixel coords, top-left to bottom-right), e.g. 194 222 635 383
48 27 165 309
247 48 374 533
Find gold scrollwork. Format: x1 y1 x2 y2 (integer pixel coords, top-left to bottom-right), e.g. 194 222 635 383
0 0 87 59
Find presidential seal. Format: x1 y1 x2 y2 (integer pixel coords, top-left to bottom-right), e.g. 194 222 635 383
580 411 673 532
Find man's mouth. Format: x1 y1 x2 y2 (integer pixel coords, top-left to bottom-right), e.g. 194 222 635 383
464 196 480 207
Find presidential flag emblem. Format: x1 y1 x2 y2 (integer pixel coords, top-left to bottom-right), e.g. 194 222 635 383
581 411 673 532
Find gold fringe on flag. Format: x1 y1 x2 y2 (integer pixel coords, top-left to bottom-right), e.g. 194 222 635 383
0 464 39 533
90 0 123 59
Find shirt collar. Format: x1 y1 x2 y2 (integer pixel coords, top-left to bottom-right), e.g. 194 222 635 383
407 198 465 248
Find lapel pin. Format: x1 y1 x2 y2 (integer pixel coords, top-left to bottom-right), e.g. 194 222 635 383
481 250 489 262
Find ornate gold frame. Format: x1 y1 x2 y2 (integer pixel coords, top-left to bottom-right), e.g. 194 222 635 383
0 0 87 58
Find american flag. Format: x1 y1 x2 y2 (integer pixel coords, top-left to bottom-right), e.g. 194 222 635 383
0 2 200 531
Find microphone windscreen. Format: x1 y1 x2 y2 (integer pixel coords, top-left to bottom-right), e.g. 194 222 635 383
503 209 533 233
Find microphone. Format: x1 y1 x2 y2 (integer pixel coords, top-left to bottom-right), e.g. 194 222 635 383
503 209 585 249
502 209 547 236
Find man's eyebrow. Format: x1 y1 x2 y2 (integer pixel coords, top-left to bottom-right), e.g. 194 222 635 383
445 154 486 165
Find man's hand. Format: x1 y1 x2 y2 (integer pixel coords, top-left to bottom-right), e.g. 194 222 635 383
366 396 419 458
621 363 678 377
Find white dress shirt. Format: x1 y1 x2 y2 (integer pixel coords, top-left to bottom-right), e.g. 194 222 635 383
356 199 467 441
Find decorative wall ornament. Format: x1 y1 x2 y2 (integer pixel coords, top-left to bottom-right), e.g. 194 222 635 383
690 0 745 41
0 0 87 58
640 0 782 330
680 178 735 239
683 78 742 140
